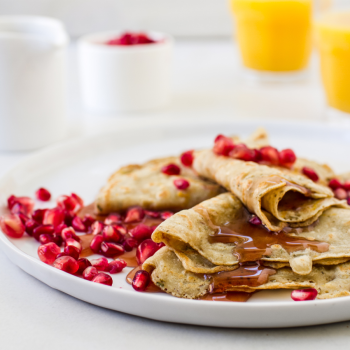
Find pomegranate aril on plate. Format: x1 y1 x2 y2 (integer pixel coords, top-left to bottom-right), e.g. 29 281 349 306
213 135 235 156
25 219 39 236
90 235 104 253
0 214 25 238
64 211 75 226
180 150 194 167
55 223 67 235
57 195 77 212
229 144 256 162
136 239 161 265
82 214 96 229
72 216 86 232
77 258 92 274
279 149 296 168
123 237 138 252
71 193 84 209
173 178 190 190
125 206 145 223
33 224 55 239
129 224 153 241
104 213 123 225
38 242 61 265
65 237 82 253
108 259 127 274
39 233 54 245
53 256 79 274
91 257 109 271
113 224 127 236
343 181 350 191
90 221 104 235
145 210 160 218
52 232 63 246
160 211 173 220
291 288 318 301
132 270 150 291
260 146 280 165
35 188 51 201
334 188 348 200
64 245 80 260
82 266 98 280
302 167 319 182
32 209 48 223
43 208 65 228
92 273 113 286
61 227 80 242
329 178 343 190
161 163 181 176
249 216 262 226
101 242 124 257
102 225 122 243
8 196 35 215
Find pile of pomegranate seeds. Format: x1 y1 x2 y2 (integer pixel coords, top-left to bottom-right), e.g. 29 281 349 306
213 135 297 169
106 32 156 46
291 288 318 301
0 189 172 291
328 178 350 203
302 167 319 182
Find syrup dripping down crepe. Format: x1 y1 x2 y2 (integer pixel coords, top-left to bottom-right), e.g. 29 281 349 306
152 193 350 275
143 247 350 300
95 156 223 214
192 150 343 231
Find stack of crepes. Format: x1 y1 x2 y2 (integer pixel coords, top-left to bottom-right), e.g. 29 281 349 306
142 130 350 300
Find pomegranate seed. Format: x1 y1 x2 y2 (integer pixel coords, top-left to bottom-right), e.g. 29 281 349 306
136 239 161 265
249 216 262 225
90 221 104 235
56 252 69 258
35 188 51 201
145 210 160 218
132 270 150 291
39 233 54 245
61 227 80 242
18 213 30 225
7 195 17 210
302 167 319 182
33 224 55 236
173 178 190 190
77 258 92 274
38 242 61 264
279 149 296 168
252 149 262 162
180 150 194 167
64 245 80 260
90 235 103 253
9 196 35 215
161 163 181 176
291 288 318 301
343 181 350 191
52 232 63 246
91 257 109 271
108 259 127 274
82 214 96 229
113 224 127 236
334 188 348 200
104 213 123 225
160 211 173 220
65 238 82 254
124 206 145 223
92 273 113 286
82 266 98 280
57 195 77 212
260 146 280 165
25 219 39 236
229 144 256 162
102 225 122 243
329 178 343 190
10 203 26 215
101 242 124 257
55 223 67 235
129 224 153 241
72 216 86 232
213 136 235 156
32 209 48 223
123 238 138 252
64 211 75 226
53 256 79 274
71 193 84 209
150 225 158 233
157 242 165 249
43 208 64 228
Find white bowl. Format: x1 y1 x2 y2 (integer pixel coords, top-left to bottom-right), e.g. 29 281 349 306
78 31 173 113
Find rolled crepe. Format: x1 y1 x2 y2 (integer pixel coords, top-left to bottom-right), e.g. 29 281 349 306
143 247 350 300
152 193 349 275
95 156 223 214
192 150 342 231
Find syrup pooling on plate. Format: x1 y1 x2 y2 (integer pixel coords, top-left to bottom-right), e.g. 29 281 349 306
205 262 276 293
200 206 329 262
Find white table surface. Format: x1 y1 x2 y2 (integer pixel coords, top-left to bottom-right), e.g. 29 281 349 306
1 40 350 349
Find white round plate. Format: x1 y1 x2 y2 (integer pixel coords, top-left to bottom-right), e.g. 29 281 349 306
1 120 350 329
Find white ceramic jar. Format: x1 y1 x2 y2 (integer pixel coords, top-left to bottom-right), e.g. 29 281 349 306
78 31 173 113
0 16 69 151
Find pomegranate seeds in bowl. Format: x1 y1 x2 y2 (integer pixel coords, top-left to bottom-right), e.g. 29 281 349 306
106 32 157 46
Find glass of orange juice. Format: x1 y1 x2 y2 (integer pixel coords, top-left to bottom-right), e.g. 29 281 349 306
315 11 350 118
230 0 313 81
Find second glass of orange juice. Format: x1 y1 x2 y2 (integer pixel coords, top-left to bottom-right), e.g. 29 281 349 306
230 0 313 80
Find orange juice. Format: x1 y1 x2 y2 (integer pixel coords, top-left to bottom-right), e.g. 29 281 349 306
316 12 350 114
230 0 313 72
